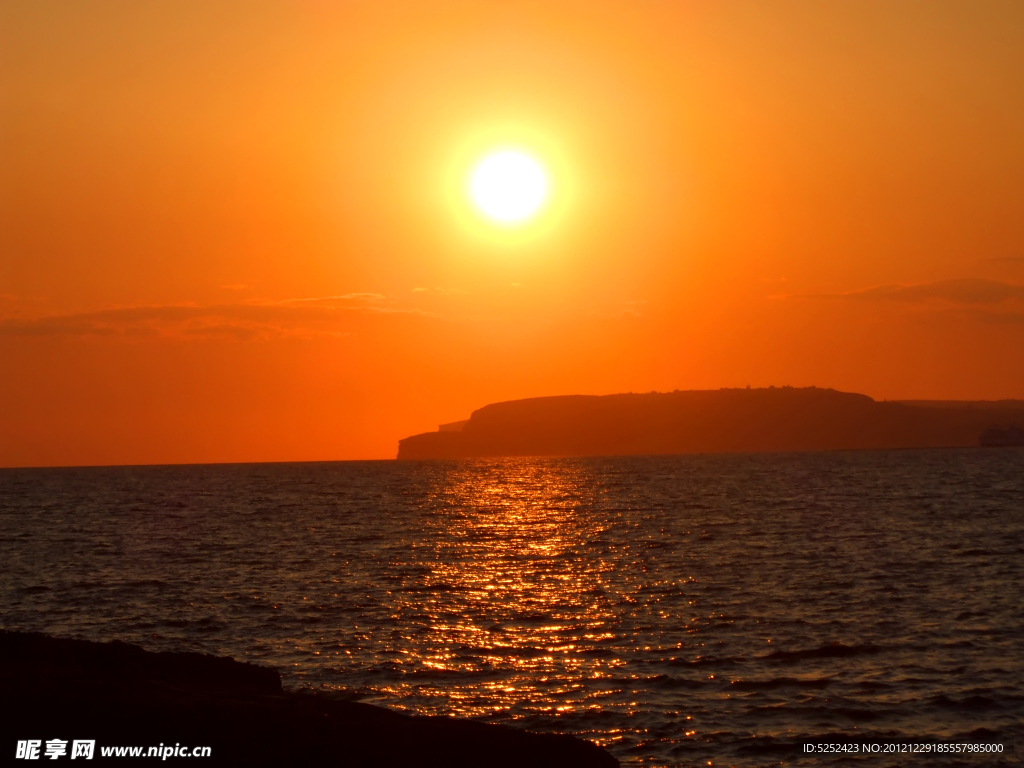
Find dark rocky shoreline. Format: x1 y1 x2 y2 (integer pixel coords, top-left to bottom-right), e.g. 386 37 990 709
0 631 617 767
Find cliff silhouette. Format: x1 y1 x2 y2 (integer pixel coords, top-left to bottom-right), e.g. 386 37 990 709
397 387 1024 459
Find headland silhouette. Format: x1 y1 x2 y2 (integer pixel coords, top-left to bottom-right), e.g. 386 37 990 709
398 387 1024 459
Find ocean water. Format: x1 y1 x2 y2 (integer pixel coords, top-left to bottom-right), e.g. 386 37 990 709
2 450 1022 766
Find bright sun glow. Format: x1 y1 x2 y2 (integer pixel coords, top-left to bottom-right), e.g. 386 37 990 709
469 150 548 224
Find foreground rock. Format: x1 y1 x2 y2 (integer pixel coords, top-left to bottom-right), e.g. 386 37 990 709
0 631 617 767
398 387 1024 459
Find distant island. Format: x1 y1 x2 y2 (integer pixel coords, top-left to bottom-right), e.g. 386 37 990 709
397 387 1024 459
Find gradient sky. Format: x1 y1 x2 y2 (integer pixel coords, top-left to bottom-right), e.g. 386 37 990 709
2 1 1023 467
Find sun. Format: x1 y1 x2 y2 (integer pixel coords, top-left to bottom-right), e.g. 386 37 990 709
469 150 548 225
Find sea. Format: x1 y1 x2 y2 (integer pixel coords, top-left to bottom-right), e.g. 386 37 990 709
2 449 1022 766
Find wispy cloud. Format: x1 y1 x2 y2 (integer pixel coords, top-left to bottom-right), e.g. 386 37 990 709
784 278 1024 326
798 278 1024 306
275 293 386 305
976 310 1024 325
0 297 421 341
411 287 466 295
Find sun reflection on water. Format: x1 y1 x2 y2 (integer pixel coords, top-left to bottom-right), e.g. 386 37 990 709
377 462 635 726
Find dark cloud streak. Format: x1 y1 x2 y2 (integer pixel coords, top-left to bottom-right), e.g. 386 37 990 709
0 299 421 340
798 278 1024 306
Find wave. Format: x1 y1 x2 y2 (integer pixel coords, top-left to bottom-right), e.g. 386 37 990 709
668 655 747 667
763 642 884 662
729 676 833 690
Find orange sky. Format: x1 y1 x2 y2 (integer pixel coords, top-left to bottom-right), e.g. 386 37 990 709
2 1 1023 467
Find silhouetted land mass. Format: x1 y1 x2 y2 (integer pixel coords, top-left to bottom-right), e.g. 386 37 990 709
1 631 617 767
397 387 1024 459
